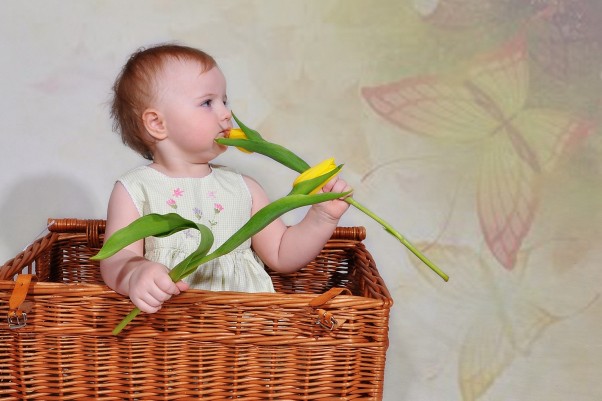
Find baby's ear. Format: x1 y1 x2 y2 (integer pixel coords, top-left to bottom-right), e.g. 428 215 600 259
142 108 167 140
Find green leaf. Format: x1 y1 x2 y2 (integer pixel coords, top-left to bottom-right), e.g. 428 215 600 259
190 190 352 269
216 138 310 173
91 213 209 261
232 112 262 141
169 223 214 280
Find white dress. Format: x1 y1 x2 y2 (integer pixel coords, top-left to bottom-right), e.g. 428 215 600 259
118 164 275 293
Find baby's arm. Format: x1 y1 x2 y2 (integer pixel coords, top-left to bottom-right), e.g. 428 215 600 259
245 175 352 273
100 182 188 313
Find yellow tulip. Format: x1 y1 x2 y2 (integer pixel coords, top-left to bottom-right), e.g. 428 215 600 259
293 158 339 194
227 128 253 153
227 114 448 282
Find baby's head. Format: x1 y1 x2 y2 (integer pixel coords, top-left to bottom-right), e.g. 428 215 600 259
111 44 217 160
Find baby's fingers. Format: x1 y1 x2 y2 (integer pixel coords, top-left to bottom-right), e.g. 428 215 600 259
155 274 183 295
322 177 352 197
130 291 165 313
135 298 163 314
175 280 189 292
135 283 178 313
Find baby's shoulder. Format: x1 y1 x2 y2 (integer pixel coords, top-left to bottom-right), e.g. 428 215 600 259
117 165 165 188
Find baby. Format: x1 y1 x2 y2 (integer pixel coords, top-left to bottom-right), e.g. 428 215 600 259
100 44 351 313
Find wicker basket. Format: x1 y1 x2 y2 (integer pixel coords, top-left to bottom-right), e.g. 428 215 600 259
0 218 392 400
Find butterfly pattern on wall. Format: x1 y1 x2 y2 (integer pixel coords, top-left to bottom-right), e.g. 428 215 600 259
361 34 592 270
407 240 598 401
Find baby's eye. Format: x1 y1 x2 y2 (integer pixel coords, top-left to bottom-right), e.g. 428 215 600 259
200 99 213 107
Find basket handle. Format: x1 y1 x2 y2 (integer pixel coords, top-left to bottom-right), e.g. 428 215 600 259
330 226 365 241
7 274 35 329
48 218 106 248
0 232 59 280
308 287 351 331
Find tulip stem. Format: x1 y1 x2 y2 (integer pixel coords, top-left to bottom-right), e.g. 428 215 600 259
112 307 140 335
345 197 449 282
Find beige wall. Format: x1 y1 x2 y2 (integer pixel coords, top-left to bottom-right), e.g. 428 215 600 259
1 1 601 400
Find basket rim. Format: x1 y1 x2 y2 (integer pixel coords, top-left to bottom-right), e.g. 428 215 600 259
1 219 368 272
0 218 393 305
0 279 391 306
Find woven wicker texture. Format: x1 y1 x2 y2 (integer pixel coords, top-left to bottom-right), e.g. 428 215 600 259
0 218 392 400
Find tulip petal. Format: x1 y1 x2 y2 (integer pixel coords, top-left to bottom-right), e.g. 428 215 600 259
290 164 343 195
227 128 247 140
293 158 337 187
226 129 253 153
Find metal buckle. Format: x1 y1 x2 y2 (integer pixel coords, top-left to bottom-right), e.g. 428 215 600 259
7 311 27 329
315 310 338 331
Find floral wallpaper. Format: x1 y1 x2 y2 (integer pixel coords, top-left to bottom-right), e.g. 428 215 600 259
1 1 601 400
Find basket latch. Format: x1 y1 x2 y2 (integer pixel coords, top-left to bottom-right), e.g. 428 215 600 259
308 287 350 331
7 274 34 329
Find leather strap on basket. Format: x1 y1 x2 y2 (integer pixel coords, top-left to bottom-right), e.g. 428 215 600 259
7 274 34 329
309 287 350 331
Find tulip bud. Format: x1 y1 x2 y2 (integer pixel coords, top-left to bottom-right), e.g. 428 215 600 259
293 158 339 195
227 128 253 153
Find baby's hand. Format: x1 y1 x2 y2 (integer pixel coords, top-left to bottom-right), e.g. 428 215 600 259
313 177 353 220
127 261 189 313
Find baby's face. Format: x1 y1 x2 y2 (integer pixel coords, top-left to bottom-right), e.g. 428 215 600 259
151 59 232 163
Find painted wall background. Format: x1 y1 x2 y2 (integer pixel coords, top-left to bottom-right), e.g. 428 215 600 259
1 1 601 400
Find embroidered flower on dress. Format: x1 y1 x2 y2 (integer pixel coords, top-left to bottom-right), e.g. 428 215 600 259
193 207 203 220
167 199 177 209
172 188 184 197
209 203 224 227
208 191 216 199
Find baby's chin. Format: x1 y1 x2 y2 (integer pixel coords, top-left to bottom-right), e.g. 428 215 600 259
214 142 229 154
